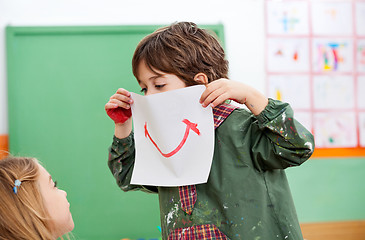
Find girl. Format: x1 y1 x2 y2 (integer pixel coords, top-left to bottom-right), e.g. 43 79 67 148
105 22 314 239
0 156 74 239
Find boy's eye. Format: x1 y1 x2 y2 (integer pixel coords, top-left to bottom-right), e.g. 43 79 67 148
54 180 58 188
155 84 165 89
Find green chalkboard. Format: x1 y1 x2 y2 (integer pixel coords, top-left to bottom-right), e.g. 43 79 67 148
6 24 225 239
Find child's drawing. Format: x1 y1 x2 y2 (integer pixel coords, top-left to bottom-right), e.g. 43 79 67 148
144 119 200 158
267 1 309 35
267 38 309 72
314 112 357 148
130 86 214 186
268 74 310 109
312 38 353 72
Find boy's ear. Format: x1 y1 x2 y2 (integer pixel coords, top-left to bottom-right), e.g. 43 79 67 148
194 73 208 85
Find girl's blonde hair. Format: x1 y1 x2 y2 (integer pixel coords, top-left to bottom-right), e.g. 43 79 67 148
0 156 55 240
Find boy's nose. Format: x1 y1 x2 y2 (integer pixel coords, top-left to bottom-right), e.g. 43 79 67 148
145 89 157 96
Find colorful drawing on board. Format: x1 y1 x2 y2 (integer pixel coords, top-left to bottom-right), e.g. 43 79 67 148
266 1 309 35
320 42 340 71
314 112 357 148
275 89 282 101
268 75 310 110
266 1 363 151
144 119 200 158
275 49 283 56
293 50 298 61
267 38 309 72
312 39 353 73
280 12 300 33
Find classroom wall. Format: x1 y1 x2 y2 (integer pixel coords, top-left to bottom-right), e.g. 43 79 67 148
1 0 365 239
0 0 265 139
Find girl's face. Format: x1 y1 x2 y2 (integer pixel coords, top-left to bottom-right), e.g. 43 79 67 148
136 61 187 96
37 164 74 238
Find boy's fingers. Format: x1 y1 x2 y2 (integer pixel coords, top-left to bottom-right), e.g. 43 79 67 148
201 92 217 107
108 99 132 109
200 82 219 104
105 102 119 110
116 88 131 96
110 93 133 104
105 95 133 124
210 94 228 108
201 86 225 107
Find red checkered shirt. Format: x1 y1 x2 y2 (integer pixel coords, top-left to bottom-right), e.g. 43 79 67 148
168 224 229 240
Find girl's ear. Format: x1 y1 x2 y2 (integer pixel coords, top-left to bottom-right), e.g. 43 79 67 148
194 73 208 85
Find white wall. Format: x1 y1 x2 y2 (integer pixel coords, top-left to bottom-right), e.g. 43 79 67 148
0 0 265 135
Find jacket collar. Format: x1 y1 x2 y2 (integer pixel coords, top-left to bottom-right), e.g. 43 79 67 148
213 103 237 129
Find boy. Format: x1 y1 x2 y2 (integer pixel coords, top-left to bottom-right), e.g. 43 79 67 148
105 22 314 239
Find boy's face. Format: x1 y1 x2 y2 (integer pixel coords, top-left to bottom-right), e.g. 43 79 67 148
137 61 187 96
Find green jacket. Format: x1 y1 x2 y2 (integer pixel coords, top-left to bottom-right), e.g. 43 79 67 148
108 99 314 240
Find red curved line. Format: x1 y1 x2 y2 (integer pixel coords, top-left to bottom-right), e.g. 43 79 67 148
144 120 196 158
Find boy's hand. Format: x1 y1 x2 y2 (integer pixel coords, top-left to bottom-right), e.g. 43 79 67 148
199 79 246 108
200 78 268 116
105 88 133 124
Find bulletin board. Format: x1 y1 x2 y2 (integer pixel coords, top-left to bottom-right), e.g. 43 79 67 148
6 24 225 239
265 0 365 157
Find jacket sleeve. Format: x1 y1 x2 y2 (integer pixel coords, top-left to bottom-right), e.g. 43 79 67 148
251 98 315 171
108 132 158 193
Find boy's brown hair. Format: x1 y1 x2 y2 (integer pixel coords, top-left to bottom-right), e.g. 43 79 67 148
132 22 229 85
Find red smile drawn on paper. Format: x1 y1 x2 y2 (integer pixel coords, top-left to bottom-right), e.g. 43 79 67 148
144 119 200 158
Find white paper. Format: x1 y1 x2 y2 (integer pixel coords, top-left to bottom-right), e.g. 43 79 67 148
130 85 214 186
